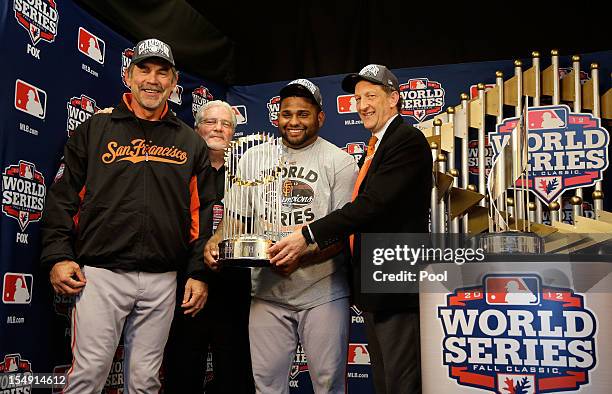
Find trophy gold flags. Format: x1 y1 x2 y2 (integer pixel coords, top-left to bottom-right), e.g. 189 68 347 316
218 132 284 266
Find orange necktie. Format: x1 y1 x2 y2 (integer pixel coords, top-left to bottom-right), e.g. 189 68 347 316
350 135 378 253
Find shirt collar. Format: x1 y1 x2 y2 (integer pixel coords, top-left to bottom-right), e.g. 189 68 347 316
372 114 398 152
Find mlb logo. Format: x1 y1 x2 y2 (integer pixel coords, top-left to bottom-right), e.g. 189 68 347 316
337 94 358 114
343 142 366 163
528 107 567 130
80 95 95 112
232 105 248 124
14 79 46 119
78 27 105 64
3 273 33 304
169 85 184 105
469 83 496 99
3 355 19 372
408 79 428 90
348 344 370 365
344 142 365 155
19 162 34 179
485 275 539 305
497 374 535 394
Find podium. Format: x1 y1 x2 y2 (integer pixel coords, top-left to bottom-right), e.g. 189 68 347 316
420 261 612 394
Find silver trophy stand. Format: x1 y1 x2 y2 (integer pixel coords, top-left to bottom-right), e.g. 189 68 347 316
218 132 284 267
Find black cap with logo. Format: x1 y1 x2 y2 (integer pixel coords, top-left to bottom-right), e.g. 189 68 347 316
130 38 175 67
279 79 323 110
342 64 399 93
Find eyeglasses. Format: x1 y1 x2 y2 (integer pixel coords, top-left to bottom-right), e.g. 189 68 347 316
199 118 233 129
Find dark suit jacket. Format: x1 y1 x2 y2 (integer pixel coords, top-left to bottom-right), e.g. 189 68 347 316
310 115 432 313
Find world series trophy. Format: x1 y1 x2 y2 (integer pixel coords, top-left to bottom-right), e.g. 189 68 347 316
477 102 544 254
218 132 285 267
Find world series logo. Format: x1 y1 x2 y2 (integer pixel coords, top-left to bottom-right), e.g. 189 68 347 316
438 274 597 393
0 354 32 392
289 344 309 381
192 86 214 119
489 105 609 205
400 78 445 122
121 47 134 87
342 142 366 163
13 0 59 46
267 96 281 127
67 94 100 137
2 160 46 232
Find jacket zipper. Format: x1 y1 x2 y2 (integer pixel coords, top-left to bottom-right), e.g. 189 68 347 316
138 118 149 264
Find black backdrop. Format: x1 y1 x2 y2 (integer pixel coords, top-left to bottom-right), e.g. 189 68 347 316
78 0 610 85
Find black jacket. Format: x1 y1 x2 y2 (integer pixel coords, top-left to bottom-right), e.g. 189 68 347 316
40 94 214 277
310 115 432 312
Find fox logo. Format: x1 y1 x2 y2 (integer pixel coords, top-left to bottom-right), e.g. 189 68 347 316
77 27 105 64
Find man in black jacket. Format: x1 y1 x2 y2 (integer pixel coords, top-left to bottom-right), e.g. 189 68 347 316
270 64 432 393
40 39 213 393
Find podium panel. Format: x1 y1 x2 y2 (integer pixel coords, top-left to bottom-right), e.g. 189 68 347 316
420 262 612 394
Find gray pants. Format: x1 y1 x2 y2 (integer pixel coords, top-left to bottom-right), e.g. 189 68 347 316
249 297 350 394
63 266 176 394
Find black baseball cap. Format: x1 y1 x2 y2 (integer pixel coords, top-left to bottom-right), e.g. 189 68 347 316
342 64 399 93
279 79 323 109
131 38 175 67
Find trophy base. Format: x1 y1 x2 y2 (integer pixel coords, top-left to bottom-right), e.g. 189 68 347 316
476 231 543 254
218 237 272 268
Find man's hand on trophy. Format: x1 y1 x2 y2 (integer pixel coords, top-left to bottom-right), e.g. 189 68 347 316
204 238 221 272
269 229 308 272
271 254 302 276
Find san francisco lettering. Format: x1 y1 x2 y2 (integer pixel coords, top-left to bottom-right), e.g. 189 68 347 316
101 139 188 164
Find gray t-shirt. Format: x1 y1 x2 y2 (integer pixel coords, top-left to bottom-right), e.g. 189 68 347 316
233 137 358 310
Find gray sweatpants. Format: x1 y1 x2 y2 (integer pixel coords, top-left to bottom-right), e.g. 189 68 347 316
249 297 350 394
63 265 176 394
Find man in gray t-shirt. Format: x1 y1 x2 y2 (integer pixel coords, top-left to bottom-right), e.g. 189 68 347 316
205 79 357 393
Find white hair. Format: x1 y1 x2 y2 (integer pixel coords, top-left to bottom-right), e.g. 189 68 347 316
194 100 237 129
